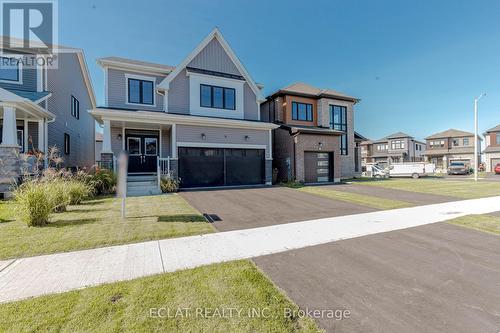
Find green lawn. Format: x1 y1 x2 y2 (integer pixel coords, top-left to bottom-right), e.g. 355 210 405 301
0 260 321 333
448 214 500 235
0 195 214 260
299 187 413 210
350 178 500 199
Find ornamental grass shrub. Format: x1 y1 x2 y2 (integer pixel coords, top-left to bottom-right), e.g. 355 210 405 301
14 182 55 227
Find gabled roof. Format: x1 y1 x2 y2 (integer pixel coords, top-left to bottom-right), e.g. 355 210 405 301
4 88 51 103
269 82 359 103
354 131 369 142
385 131 413 139
158 28 264 102
97 56 174 74
425 129 476 140
485 124 500 133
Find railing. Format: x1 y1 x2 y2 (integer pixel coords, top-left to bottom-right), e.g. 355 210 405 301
157 157 171 190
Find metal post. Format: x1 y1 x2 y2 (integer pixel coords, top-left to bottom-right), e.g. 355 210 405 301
474 98 478 182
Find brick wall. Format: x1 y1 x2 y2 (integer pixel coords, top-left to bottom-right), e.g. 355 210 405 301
295 134 340 182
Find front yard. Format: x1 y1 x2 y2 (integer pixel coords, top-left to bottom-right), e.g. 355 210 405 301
351 177 500 199
0 260 320 333
0 195 214 260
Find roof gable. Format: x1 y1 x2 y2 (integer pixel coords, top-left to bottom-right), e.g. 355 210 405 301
425 129 475 140
485 124 500 133
386 132 413 139
158 28 264 102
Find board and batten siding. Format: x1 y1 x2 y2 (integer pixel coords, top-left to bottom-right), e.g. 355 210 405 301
176 124 270 153
187 38 240 76
46 52 95 168
167 68 189 114
107 68 165 112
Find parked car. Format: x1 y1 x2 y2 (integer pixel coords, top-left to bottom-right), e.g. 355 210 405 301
494 163 500 175
447 162 470 175
388 163 436 179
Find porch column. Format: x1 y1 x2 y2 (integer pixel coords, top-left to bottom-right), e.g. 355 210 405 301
23 119 28 152
102 119 112 153
38 120 44 152
171 124 177 158
1 106 18 147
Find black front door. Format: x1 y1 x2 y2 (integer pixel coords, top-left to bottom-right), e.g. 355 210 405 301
126 134 159 173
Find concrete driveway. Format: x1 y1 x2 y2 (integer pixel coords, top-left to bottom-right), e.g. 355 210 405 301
180 187 375 231
254 222 500 333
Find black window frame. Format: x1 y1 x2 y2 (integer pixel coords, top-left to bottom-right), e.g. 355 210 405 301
0 56 20 82
199 84 236 110
391 139 405 150
127 78 154 105
291 102 313 122
71 95 80 119
64 133 70 155
330 105 348 155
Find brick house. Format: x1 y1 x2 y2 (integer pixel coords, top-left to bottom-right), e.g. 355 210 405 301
483 125 500 172
260 83 360 183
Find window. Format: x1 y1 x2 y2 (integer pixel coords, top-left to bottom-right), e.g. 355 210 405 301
71 95 79 119
200 84 236 110
292 102 313 121
391 140 405 149
452 139 459 147
64 133 70 155
17 129 24 153
463 138 469 146
496 135 500 145
377 144 388 151
430 140 444 148
0 56 20 82
330 105 348 155
128 78 154 105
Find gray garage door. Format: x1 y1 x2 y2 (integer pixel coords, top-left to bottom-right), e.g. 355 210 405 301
304 152 333 183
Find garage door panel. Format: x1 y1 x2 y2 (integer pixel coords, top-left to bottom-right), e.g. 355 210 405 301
304 151 333 183
226 149 265 186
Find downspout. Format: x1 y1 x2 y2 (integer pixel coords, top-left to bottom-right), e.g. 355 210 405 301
291 131 300 181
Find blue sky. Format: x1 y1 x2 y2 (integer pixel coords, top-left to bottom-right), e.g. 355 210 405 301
59 0 500 140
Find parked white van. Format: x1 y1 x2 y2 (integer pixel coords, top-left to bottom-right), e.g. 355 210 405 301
388 163 435 179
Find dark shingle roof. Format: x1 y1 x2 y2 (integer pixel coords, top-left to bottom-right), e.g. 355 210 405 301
270 82 359 102
425 129 476 140
385 132 413 139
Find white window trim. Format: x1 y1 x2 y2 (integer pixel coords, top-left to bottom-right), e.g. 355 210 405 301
188 72 244 119
125 73 157 107
0 55 23 85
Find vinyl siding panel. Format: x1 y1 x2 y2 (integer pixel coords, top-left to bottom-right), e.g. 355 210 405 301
243 83 258 120
46 53 95 168
167 69 189 114
187 38 241 76
0 65 37 91
176 125 270 152
107 68 165 112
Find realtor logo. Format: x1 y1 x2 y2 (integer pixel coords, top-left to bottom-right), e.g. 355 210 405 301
0 0 58 54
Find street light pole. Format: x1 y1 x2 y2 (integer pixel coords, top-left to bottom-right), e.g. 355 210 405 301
474 93 486 182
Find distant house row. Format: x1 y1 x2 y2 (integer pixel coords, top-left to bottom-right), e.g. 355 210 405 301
360 127 500 172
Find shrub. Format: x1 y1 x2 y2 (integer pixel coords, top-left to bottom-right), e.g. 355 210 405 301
14 182 56 226
67 180 92 205
91 169 117 195
50 180 71 212
160 175 179 193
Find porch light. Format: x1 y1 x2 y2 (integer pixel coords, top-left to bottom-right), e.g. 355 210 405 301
244 135 250 141
201 133 206 140
117 133 122 140
319 142 323 149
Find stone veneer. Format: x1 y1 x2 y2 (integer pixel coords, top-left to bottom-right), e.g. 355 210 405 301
0 146 21 196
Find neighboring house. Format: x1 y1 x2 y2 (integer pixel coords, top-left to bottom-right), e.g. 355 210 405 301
260 83 359 183
424 129 481 170
90 28 277 190
95 132 103 163
483 125 500 172
360 132 426 167
0 38 96 196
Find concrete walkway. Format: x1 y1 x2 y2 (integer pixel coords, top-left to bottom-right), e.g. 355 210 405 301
1 196 499 303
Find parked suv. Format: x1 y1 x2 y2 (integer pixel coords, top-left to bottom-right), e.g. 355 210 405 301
447 162 470 175
494 163 500 175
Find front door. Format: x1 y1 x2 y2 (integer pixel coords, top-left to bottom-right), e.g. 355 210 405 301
126 133 159 173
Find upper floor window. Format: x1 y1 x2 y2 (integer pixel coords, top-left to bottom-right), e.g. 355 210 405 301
0 56 21 83
452 139 460 147
330 105 348 155
200 84 235 110
128 78 154 105
391 140 405 149
292 102 313 121
377 144 388 151
429 140 445 148
71 95 79 119
463 138 469 146
496 135 500 145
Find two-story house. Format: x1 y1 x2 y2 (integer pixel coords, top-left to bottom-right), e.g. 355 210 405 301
483 125 500 172
0 38 96 196
360 132 426 167
90 29 277 191
260 82 359 183
424 129 481 170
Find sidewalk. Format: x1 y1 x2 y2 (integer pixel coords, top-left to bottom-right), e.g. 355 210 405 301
1 196 499 303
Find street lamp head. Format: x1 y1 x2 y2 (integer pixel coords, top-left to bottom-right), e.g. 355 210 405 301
477 92 486 100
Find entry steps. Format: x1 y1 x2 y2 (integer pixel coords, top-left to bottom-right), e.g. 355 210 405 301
127 174 161 196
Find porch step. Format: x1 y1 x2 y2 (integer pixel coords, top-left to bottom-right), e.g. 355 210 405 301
126 175 160 196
